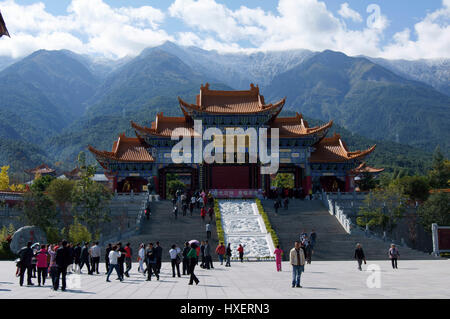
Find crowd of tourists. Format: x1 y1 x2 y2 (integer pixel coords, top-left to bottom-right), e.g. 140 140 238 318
15 238 253 290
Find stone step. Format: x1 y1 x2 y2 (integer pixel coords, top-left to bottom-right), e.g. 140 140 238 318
119 201 219 261
260 199 434 261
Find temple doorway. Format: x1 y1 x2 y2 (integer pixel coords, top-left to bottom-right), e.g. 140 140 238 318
318 176 345 192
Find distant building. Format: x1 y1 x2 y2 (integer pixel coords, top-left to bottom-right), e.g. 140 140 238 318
24 163 56 179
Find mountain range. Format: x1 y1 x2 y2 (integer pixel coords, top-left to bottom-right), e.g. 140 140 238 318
0 41 448 179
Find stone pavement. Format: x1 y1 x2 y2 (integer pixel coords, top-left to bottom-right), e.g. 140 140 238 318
0 260 449 299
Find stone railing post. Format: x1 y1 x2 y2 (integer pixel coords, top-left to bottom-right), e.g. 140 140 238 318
431 223 439 256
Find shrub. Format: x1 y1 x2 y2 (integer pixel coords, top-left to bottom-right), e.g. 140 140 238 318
214 199 225 243
255 198 280 247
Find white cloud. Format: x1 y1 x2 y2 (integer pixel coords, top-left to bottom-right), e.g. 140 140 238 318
0 0 448 60
168 0 388 57
0 0 172 59
338 2 362 22
381 0 450 59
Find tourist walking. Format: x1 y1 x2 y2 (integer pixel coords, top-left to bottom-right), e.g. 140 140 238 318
204 240 214 269
73 243 81 273
310 229 317 249
237 244 244 262
105 243 112 274
190 197 195 216
389 244 400 269
200 241 206 268
206 223 212 239
173 205 178 219
187 243 200 285
200 207 206 222
289 241 305 288
169 244 182 277
48 244 57 287
31 243 38 278
215 242 225 265
283 197 289 210
36 244 49 286
225 243 232 267
124 242 132 277
117 243 126 278
274 245 283 271
305 240 312 264
274 200 280 214
155 242 163 275
90 241 101 274
354 243 366 271
54 240 72 291
182 242 190 275
18 241 34 286
145 243 159 281
79 242 91 274
106 245 123 282
207 206 214 221
138 243 145 274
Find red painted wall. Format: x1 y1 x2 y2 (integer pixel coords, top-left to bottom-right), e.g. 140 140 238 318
211 166 250 189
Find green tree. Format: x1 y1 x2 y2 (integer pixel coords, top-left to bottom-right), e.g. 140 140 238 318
68 218 92 244
428 147 450 189
22 190 57 233
391 176 431 202
31 174 55 192
71 152 112 240
271 173 295 189
418 192 450 232
167 179 186 199
45 226 63 244
356 187 407 233
358 172 378 191
47 178 75 233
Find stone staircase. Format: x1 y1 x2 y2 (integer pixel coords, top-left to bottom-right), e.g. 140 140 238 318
260 199 437 261
120 200 219 261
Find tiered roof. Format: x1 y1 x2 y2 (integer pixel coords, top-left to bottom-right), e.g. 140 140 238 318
24 163 55 175
310 133 376 163
131 113 199 138
350 162 384 174
88 134 154 163
178 83 285 116
270 113 332 138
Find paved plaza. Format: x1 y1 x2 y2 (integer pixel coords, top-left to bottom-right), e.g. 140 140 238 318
0 260 449 299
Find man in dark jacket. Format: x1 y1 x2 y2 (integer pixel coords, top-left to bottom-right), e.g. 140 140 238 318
105 243 112 274
54 240 72 291
354 243 366 271
154 241 163 275
117 242 126 279
18 241 34 286
79 242 91 274
145 243 159 281
182 242 190 275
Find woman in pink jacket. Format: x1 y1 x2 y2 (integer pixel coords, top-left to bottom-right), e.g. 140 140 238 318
36 245 49 286
274 245 283 272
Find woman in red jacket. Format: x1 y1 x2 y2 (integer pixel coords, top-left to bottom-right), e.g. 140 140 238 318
36 245 49 286
200 207 206 222
237 244 244 263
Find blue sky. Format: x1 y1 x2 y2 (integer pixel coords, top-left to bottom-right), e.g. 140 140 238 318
1 0 449 59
